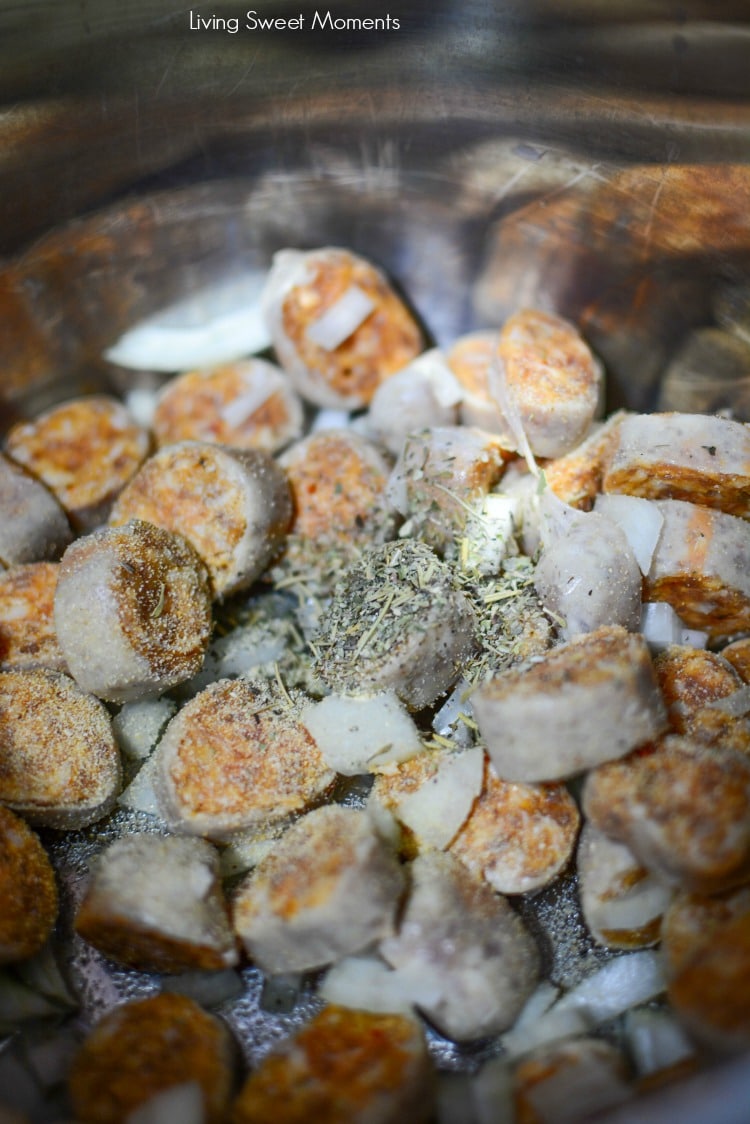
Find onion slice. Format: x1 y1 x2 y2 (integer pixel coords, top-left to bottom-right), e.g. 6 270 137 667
305 285 375 350
105 272 271 371
594 493 664 575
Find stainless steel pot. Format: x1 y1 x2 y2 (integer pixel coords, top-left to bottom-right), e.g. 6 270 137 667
1 3 749 1121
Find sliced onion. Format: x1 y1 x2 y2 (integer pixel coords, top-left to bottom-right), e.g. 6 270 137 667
487 352 538 474
22 1028 80 1089
310 408 353 433
305 285 375 350
553 950 666 1025
301 691 423 776
124 387 159 428
0 972 65 1030
624 1007 694 1077
523 1043 633 1123
320 955 414 1016
112 697 177 761
681 628 708 649
105 272 271 371
640 602 686 650
259 972 305 1015
707 683 750 717
395 746 485 849
220 385 275 429
594 493 664 576
126 1081 204 1124
500 1004 590 1060
15 943 76 1010
513 981 560 1030
433 679 474 746
117 755 166 821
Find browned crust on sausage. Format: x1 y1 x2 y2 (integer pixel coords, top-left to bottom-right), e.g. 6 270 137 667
5 396 149 531
68 993 234 1124
163 679 334 830
281 431 390 542
450 760 580 894
654 646 743 733
0 669 121 829
722 638 750 684
668 911 750 1049
645 573 750 640
583 737 750 894
0 562 67 672
73 909 233 974
0 805 58 963
231 1006 429 1124
661 887 750 980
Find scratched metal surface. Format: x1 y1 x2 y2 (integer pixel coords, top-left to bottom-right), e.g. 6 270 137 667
1 5 750 1117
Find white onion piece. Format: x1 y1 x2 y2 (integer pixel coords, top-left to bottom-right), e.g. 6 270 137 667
487 352 539 474
22 1029 79 1089
624 1007 694 1077
220 384 276 429
395 747 485 849
537 484 587 550
432 679 474 747
500 1004 590 1059
105 272 271 371
124 387 159 428
112 697 177 761
436 1074 478 1124
707 683 750 716
553 950 666 1025
513 981 560 1030
305 285 375 350
594 493 664 576
117 755 167 822
460 493 520 576
15 943 76 1009
319 955 415 1016
681 628 708 649
640 601 687 650
301 691 423 775
310 409 352 433
126 1082 204 1124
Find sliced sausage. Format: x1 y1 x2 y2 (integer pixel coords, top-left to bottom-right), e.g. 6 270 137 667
231 1005 434 1124
75 833 238 973
644 498 750 640
5 395 150 532
0 805 58 964
314 540 477 711
602 411 750 518
109 441 292 599
497 308 603 458
0 452 72 566
153 677 335 840
68 993 235 1124
472 626 667 782
232 805 404 975
583 736 750 895
0 562 67 672
261 247 424 409
54 520 212 703
0 668 121 829
380 851 539 1041
152 358 303 453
